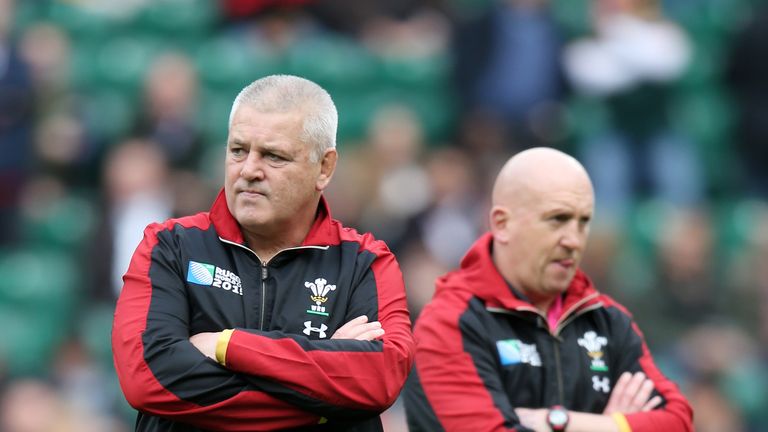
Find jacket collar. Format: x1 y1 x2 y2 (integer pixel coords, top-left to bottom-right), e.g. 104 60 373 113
440 232 600 313
210 189 335 247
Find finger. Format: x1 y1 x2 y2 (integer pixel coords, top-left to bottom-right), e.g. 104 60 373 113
331 321 382 339
619 372 646 407
353 327 385 341
345 321 382 339
642 395 663 411
340 315 369 329
630 379 655 409
613 372 632 395
331 316 369 338
603 372 631 414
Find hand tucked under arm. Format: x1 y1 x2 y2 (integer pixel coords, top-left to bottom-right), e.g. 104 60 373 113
331 315 385 341
514 372 661 432
190 332 220 360
603 371 662 414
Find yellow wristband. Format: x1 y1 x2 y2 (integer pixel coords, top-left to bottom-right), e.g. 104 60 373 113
612 413 632 432
215 329 234 366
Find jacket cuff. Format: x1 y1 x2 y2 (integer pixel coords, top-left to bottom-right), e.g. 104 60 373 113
215 329 234 365
612 413 632 432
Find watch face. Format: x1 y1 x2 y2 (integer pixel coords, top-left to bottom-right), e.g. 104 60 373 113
548 407 569 431
549 410 568 425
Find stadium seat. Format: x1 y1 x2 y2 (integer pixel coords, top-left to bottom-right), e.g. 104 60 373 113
20 195 96 250
80 89 137 142
133 0 218 38
285 35 378 91
195 36 283 91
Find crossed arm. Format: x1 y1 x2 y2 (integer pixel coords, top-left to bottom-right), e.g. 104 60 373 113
515 371 662 432
190 315 386 359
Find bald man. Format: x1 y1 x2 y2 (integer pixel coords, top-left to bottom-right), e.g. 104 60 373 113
403 148 693 432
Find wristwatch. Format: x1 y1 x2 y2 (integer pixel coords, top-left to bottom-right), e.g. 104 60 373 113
547 405 570 431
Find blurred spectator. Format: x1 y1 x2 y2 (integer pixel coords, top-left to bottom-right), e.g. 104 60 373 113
134 52 202 169
221 0 314 20
452 0 567 150
674 322 767 432
33 113 93 186
0 0 35 245
397 147 484 318
18 22 72 111
0 379 64 432
563 0 701 221
0 376 129 432
361 4 448 59
636 206 718 350
726 3 768 199
90 139 172 300
356 104 432 251
414 147 484 268
724 200 768 346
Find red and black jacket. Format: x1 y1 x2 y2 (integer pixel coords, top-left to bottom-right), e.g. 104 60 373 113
403 233 693 432
112 191 414 431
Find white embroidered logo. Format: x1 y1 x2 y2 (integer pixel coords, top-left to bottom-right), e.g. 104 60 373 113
592 376 611 393
578 331 609 372
305 278 336 316
303 321 328 339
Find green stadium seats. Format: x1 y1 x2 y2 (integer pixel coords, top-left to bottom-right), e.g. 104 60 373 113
198 88 236 145
0 249 79 376
285 35 378 90
80 89 137 141
377 52 450 91
196 37 282 91
21 195 97 251
94 36 162 92
134 0 218 38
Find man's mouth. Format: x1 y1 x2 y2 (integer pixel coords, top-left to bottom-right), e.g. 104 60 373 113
239 189 267 198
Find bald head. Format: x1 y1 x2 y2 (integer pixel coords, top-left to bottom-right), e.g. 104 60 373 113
492 147 593 210
489 148 595 310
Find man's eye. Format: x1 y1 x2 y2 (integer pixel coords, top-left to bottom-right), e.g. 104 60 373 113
266 153 286 162
230 147 245 156
552 214 570 223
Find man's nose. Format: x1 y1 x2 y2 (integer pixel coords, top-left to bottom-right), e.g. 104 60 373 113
560 223 585 250
240 153 265 181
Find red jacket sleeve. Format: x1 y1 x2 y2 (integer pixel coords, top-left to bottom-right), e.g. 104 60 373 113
617 316 693 432
411 292 524 431
222 250 415 414
112 223 322 431
603 299 693 432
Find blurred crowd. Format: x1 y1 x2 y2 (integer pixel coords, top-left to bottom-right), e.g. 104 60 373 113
1 0 767 431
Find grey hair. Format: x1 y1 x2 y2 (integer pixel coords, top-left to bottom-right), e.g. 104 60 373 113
229 75 338 163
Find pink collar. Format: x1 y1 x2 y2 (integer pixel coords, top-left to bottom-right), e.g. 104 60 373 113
546 294 565 333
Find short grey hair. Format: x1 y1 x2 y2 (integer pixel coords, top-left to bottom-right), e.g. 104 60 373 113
229 75 338 163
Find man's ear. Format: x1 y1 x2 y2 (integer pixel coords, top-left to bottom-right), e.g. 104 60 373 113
489 205 511 243
316 148 337 191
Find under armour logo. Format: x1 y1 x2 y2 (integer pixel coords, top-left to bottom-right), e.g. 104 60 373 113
303 321 328 339
592 376 611 393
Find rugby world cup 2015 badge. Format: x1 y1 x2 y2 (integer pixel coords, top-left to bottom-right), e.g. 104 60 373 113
496 339 542 367
305 277 336 317
187 261 243 296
